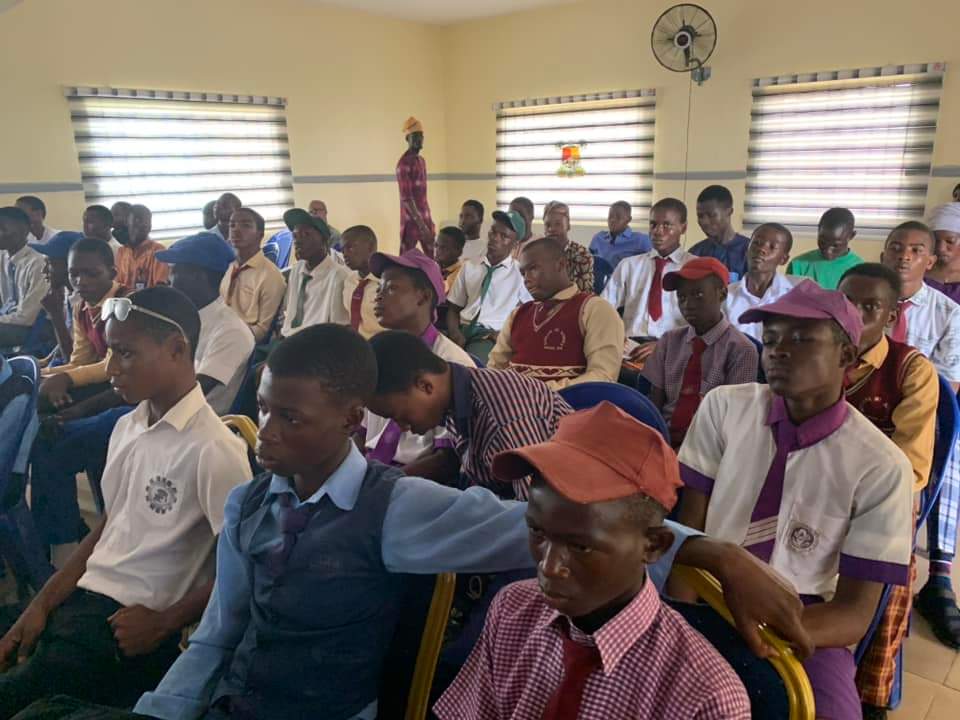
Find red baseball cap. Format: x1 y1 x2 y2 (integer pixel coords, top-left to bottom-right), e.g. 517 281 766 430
492 401 682 511
663 257 730 291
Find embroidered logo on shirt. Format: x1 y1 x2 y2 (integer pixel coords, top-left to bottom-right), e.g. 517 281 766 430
543 328 567 351
145 476 178 514
788 523 818 553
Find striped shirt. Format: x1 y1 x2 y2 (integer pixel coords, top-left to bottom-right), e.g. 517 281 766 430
434 578 750 720
444 364 572 500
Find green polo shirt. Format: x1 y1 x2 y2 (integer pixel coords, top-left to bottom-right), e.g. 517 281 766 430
786 249 865 290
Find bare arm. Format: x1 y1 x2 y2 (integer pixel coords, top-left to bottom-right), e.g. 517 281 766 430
801 576 883 648
667 488 709 601
446 303 466 346
109 579 216 658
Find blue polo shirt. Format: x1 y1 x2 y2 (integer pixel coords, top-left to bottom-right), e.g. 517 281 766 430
589 227 652 268
689 233 750 282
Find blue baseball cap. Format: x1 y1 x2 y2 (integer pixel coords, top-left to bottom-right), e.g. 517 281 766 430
31 231 84 259
155 232 236 276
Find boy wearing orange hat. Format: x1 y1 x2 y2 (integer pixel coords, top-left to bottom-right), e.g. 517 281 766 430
435 402 751 720
396 116 435 256
642 257 758 447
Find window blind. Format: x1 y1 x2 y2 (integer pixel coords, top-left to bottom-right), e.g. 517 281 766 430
745 64 944 235
65 88 294 241
495 91 656 222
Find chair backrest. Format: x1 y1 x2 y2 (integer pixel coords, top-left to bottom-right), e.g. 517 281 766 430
222 414 259 450
16 313 55 357
673 565 815 720
592 254 614 295
923 374 960 528
745 335 767 383
558 381 669 443
266 229 294 269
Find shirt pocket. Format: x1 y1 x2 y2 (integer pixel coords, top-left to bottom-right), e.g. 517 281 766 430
779 501 849 582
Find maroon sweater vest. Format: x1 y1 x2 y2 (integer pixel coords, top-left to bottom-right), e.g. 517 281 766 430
845 338 921 437
508 291 591 384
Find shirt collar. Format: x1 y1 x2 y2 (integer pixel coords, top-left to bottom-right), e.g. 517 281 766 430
130 383 207 433
81 281 123 312
302 254 334 278
420 323 440 347
684 317 730 346
538 576 661 675
7 244 32 263
858 335 889 371
266 442 368 510
904 283 929 305
652 247 685 264
482 255 514 271
549 284 579 301
238 250 267 270
443 260 463 276
765 393 848 449
448 362 474 438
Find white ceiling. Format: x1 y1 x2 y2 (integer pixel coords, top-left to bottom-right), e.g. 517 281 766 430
306 0 577 24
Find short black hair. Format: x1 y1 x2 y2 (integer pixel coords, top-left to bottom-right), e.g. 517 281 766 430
819 207 856 234
652 197 687 224
233 207 265 234
369 330 448 395
70 237 114 267
696 185 733 209
267 324 377 403
111 200 132 214
124 286 201 361
438 226 466 251
510 196 534 218
839 262 902 303
753 222 794 253
521 235 565 260
462 200 485 220
887 220 936 252
0 207 31 227
84 204 113 226
610 200 632 214
15 195 46 216
342 225 378 248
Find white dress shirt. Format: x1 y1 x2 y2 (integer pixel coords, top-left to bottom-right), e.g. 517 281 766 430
601 247 693 338
26 227 59 245
902 282 960 383
461 237 487 263
724 274 801 341
447 256 532 332
0 244 49 326
196 298 255 415
281 254 351 336
78 384 252 610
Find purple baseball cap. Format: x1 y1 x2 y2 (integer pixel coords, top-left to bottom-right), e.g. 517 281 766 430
738 279 864 347
369 249 446 305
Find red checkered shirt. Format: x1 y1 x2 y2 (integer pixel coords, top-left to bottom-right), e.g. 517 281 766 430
396 150 435 235
434 578 751 720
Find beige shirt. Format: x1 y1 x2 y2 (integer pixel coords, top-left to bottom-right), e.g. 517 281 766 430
342 271 384 340
219 251 286 343
489 285 625 390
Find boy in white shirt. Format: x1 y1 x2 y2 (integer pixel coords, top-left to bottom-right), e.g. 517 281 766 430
0 206 49 349
0 286 251 716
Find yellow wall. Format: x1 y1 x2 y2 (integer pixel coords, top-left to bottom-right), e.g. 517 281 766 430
439 0 960 255
0 0 451 252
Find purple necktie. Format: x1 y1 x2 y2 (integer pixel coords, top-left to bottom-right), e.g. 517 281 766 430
743 419 798 562
265 493 320 577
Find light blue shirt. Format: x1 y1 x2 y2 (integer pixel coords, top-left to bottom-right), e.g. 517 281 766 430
136 444 697 720
589 227 652 268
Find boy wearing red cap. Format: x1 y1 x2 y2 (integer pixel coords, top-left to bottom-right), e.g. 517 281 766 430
642 257 758 447
676 280 914 719
435 402 751 720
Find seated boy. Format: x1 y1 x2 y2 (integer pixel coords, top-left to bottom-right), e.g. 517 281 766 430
279 208 350 336
446 210 531 364
0 206 49 349
459 199 487 262
643 257 758 447
340 225 384 340
220 207 285 343
676 280 914 718
542 202 594 293
34 232 82 367
489 236 625 388
436 226 466 297
0 286 251 717
602 198 694 363
115 205 169 291
725 223 798 341
589 200 651 269
82 204 121 253
368 329 571 500
786 208 863 289
435 402 750 720
16 195 58 246
509 196 535 253
880 221 960 648
40 238 126 411
689 185 750 281
364 249 473 472
924 203 960 304
839 263 938 715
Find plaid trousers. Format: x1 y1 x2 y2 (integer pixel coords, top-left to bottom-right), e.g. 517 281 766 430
855 559 916 707
927 441 960 558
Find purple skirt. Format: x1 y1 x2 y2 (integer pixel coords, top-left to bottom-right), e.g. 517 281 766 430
802 647 862 719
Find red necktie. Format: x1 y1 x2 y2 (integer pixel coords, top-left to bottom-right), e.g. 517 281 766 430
669 336 707 447
351 277 370 332
890 299 911 343
227 264 250 299
542 634 601 720
648 257 668 322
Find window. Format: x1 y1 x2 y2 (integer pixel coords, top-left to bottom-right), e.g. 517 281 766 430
745 63 944 235
65 87 294 241
495 90 656 222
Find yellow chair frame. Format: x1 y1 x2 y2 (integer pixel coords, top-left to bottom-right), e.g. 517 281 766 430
673 565 815 720
222 414 259 451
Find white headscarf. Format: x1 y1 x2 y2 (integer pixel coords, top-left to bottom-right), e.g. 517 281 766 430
927 202 960 234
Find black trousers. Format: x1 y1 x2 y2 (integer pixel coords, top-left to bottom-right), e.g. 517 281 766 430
0 591 181 720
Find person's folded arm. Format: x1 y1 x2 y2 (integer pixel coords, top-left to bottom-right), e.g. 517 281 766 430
892 354 938 491
486 308 516 370
801 577 883 648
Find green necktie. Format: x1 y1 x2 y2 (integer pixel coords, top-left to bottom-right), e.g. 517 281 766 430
468 263 500 330
290 272 311 329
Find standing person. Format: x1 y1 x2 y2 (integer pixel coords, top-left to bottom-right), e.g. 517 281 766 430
0 206 49 348
725 223 798 341
509 196 535 253
109 202 132 248
459 200 486 262
15 196 59 246
689 186 750 281
114 205 169 291
202 201 216 231
308 200 342 250
590 200 651 269
787 208 864 289
924 203 960 304
220 207 286 343
543 202 594 293
210 193 241 242
396 117 435 256
82 205 120 253
340 225 384 340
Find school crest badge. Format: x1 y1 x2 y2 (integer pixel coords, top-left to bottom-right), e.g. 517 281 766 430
145 476 178 515
788 522 818 553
